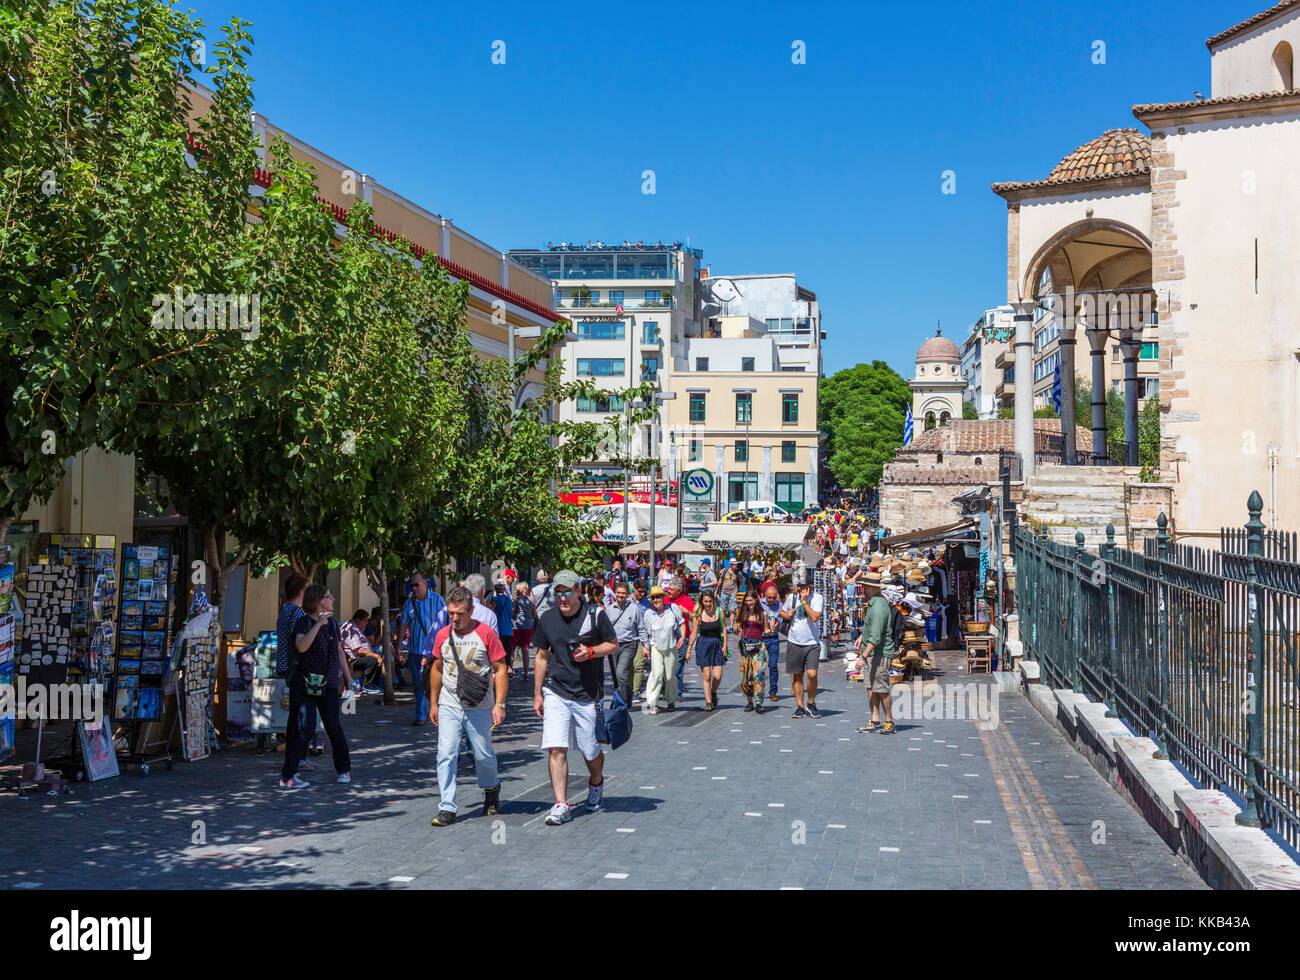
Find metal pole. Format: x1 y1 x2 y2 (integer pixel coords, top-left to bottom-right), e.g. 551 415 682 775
622 408 630 546
1238 491 1267 827
650 404 657 577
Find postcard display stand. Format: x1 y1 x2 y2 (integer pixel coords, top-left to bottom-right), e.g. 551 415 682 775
0 561 15 766
37 534 118 684
111 544 175 772
176 605 221 762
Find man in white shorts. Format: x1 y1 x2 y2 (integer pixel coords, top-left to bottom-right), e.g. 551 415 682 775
532 569 618 826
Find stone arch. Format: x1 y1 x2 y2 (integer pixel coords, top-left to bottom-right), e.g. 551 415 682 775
1020 218 1152 303
1273 41 1294 92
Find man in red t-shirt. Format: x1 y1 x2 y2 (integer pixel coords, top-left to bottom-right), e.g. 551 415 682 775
664 577 695 701
427 586 510 827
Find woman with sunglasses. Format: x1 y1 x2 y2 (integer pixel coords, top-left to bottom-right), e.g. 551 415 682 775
688 590 727 710
280 584 353 788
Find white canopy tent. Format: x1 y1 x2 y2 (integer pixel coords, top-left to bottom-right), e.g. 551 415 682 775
695 522 812 552
582 502 678 543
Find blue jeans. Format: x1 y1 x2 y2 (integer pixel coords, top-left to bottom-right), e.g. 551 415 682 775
763 635 781 696
436 699 498 813
676 641 686 693
409 655 429 722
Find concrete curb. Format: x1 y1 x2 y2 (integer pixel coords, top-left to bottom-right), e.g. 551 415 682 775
1016 661 1300 890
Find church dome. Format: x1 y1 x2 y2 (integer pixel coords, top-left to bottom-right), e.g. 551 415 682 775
1047 128 1151 183
917 331 961 363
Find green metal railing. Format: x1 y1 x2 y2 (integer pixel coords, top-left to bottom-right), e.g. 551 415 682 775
1015 492 1300 851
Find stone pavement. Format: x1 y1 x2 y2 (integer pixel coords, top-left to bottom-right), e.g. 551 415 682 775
0 636 1205 890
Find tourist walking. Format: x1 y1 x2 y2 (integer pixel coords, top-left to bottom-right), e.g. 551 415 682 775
511 581 535 679
532 569 556 622
492 581 513 654
664 577 695 701
463 573 499 631
717 560 740 634
641 586 686 713
427 586 510 826
604 581 646 705
280 585 352 787
277 573 321 774
532 571 618 826
401 572 448 726
760 584 784 701
855 571 898 734
630 578 651 703
689 590 727 710
780 574 825 718
736 591 768 713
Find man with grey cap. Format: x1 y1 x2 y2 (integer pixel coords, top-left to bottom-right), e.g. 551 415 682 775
854 570 898 734
532 570 618 826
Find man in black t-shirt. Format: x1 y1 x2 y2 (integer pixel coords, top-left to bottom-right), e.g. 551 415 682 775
532 569 618 826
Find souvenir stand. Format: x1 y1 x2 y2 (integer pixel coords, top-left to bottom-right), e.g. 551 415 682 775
110 543 175 773
174 596 222 762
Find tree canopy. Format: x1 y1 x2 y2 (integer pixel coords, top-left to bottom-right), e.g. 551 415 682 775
819 360 912 490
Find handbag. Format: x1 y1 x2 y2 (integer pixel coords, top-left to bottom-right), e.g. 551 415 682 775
595 678 633 749
445 636 491 709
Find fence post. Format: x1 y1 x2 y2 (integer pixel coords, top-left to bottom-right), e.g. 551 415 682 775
1073 530 1086 694
1237 491 1268 828
1102 523 1118 717
1154 512 1171 757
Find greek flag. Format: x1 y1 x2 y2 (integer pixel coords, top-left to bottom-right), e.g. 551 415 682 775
1051 361 1063 415
903 404 914 446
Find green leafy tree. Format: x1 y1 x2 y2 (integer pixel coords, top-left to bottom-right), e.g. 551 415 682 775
962 401 979 420
819 360 911 490
0 0 258 545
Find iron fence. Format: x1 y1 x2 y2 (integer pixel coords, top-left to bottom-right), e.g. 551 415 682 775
1014 492 1300 851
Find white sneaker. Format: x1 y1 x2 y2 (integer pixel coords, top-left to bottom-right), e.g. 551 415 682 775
544 801 572 826
585 780 604 812
336 772 352 784
278 775 309 789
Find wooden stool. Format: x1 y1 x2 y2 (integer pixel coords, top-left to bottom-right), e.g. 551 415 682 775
965 635 993 674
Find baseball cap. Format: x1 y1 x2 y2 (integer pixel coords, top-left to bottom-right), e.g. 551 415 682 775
552 570 581 590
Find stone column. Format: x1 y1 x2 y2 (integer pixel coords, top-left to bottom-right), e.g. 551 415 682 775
1122 335 1140 466
1058 314 1078 464
1086 325 1110 461
1011 302 1036 479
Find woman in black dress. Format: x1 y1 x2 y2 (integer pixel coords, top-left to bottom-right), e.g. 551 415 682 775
689 590 727 710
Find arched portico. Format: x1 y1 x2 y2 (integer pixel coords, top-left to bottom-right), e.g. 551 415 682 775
993 129 1155 470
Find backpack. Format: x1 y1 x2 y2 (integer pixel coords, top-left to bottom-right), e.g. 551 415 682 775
889 604 908 652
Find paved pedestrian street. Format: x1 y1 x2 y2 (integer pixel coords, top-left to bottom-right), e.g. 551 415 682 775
0 644 1204 890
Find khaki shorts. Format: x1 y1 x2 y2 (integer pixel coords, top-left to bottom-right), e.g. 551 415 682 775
868 654 893 695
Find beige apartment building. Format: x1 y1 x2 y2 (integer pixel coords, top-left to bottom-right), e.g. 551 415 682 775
12 81 563 638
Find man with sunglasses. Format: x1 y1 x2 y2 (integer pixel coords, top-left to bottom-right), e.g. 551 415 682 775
402 572 448 726
532 570 617 826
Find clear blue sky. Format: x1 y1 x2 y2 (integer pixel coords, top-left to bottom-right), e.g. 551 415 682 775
183 0 1246 378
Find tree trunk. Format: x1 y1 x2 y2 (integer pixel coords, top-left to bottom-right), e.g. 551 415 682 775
439 534 447 595
203 525 252 611
363 556 396 706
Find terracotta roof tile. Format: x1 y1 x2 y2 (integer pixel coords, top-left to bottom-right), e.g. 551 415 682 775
992 129 1151 197
899 419 1093 456
1133 89 1300 117
1206 0 1300 49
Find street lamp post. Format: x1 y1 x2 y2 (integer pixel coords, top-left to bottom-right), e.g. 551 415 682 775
642 391 676 578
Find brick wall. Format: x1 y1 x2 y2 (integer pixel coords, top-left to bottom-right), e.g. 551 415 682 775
1148 130 1188 485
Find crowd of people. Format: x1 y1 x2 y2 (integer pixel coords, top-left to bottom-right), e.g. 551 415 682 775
268 522 922 823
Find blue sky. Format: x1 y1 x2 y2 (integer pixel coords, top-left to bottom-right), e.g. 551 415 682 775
183 0 1248 378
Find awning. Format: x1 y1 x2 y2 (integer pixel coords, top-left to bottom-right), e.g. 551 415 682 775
618 535 703 556
696 522 813 551
881 518 977 551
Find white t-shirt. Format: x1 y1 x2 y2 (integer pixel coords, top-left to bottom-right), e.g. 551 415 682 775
643 605 684 649
783 591 825 646
430 623 506 709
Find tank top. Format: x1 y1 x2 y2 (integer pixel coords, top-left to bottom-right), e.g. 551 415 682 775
698 615 723 638
740 615 763 640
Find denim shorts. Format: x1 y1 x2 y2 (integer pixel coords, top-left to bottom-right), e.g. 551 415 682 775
718 592 738 612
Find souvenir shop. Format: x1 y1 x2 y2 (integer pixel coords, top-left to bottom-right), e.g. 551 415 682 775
0 519 231 795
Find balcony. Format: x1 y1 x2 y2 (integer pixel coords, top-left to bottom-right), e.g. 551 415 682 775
994 350 1014 370
511 249 679 281
995 380 1015 400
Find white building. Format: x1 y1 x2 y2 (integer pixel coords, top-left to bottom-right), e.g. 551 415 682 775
509 241 705 477
961 306 1012 418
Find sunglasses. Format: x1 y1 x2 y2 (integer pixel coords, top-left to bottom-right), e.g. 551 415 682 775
554 588 575 597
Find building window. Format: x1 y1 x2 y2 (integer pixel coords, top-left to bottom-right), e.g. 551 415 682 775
576 393 625 413
775 473 805 511
644 289 660 305
1143 377 1160 398
735 440 748 463
641 356 659 380
940 411 951 426
696 357 709 371
781 441 796 463
728 472 759 506
688 438 702 462
925 411 936 431
609 290 624 307
781 393 799 423
735 393 753 424
641 320 659 344
577 357 625 377
576 321 625 341
1140 342 1159 360
780 366 805 372
741 357 755 372
1273 40 1294 92
589 291 600 304
689 392 706 423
